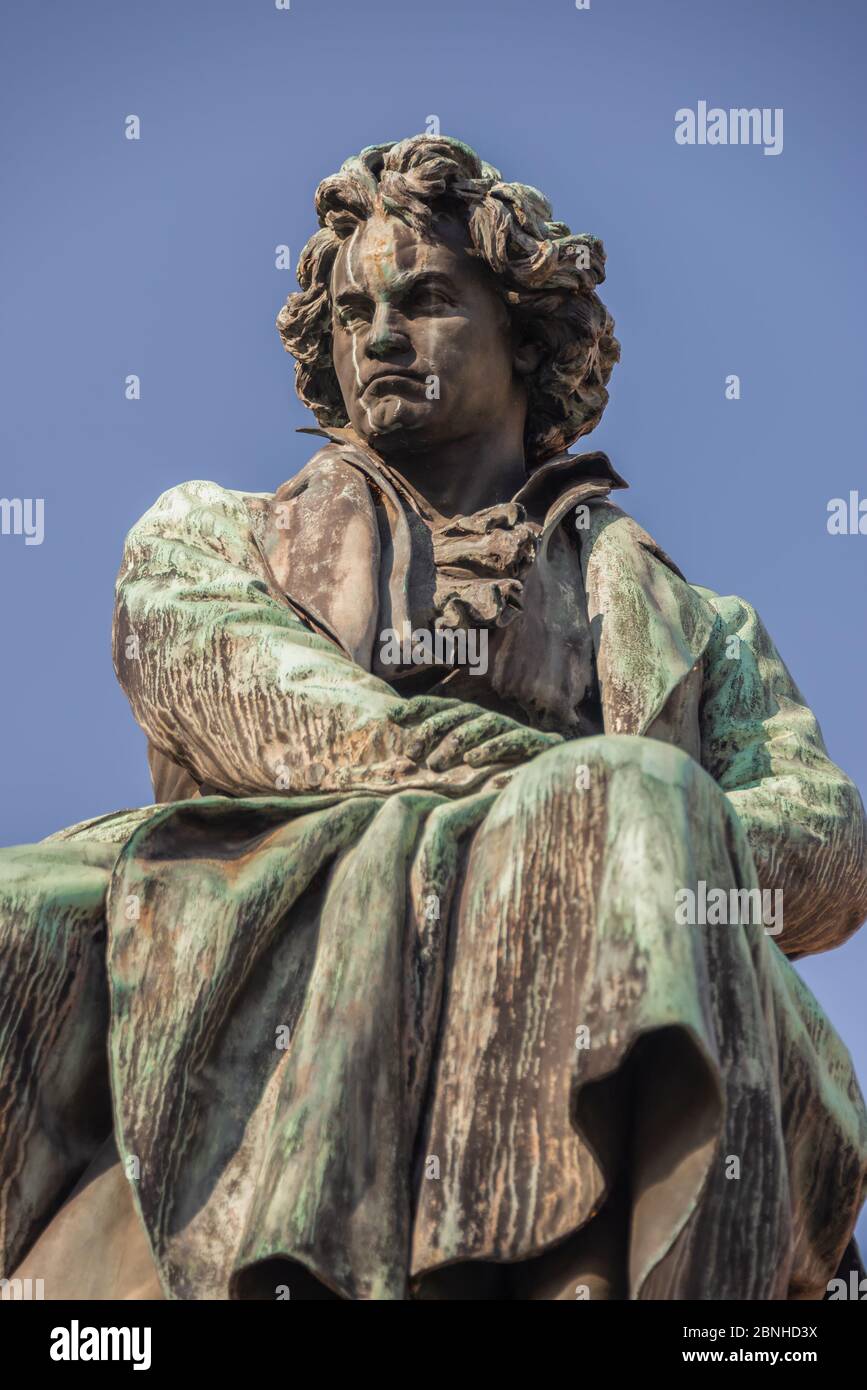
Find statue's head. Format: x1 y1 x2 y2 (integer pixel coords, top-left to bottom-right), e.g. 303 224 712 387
277 136 619 467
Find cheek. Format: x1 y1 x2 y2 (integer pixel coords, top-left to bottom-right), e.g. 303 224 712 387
446 314 512 392
331 333 358 395
427 316 486 373
478 305 514 362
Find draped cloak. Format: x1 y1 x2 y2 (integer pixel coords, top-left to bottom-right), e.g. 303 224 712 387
2 429 867 1300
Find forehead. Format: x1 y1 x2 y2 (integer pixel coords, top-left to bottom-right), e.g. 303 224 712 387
331 214 475 297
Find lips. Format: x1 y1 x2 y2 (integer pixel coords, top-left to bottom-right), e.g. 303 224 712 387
361 368 426 393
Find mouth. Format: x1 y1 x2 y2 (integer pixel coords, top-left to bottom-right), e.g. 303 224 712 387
362 369 427 394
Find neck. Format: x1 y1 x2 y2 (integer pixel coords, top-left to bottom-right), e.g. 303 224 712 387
374 428 528 523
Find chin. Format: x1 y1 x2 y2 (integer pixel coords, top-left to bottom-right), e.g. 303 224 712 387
361 402 441 452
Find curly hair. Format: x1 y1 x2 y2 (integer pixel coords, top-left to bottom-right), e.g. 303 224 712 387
276 135 620 465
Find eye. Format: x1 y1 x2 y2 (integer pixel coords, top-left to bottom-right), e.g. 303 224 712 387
335 301 372 330
409 286 451 312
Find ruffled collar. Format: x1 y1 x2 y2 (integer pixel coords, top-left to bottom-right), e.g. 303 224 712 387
294 424 628 649
428 503 540 632
368 447 627 637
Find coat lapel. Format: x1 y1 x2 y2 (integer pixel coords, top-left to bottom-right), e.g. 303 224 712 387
578 500 718 737
262 428 717 743
257 428 413 669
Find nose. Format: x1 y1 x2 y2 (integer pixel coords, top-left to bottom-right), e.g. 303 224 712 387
366 302 410 359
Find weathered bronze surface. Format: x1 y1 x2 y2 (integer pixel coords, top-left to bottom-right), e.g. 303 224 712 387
2 136 866 1300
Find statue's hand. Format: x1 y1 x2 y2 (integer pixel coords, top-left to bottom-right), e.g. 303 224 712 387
393 697 562 774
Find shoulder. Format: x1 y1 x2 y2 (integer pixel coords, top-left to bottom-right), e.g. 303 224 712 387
135 479 272 523
273 443 375 507
580 498 689 583
124 479 273 545
119 480 278 580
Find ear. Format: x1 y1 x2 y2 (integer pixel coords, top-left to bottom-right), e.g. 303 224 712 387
513 340 543 376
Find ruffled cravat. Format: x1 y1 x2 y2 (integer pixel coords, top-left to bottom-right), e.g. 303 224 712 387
430 503 540 633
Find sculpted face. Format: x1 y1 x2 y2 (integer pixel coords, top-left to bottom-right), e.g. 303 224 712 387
330 214 523 456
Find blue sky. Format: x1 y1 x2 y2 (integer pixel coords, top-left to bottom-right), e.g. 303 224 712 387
2 0 866 1252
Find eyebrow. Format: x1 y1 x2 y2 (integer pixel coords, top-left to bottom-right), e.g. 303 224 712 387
334 268 456 307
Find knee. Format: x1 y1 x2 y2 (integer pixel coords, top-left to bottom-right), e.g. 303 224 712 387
512 733 701 798
0 843 113 944
486 735 720 845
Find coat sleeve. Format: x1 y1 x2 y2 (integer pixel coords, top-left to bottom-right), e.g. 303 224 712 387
697 588 867 957
111 480 509 800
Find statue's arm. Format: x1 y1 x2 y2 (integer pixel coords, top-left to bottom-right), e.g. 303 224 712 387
112 480 557 799
697 588 867 957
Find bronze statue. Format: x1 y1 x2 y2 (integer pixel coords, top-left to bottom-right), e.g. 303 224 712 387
2 136 866 1300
